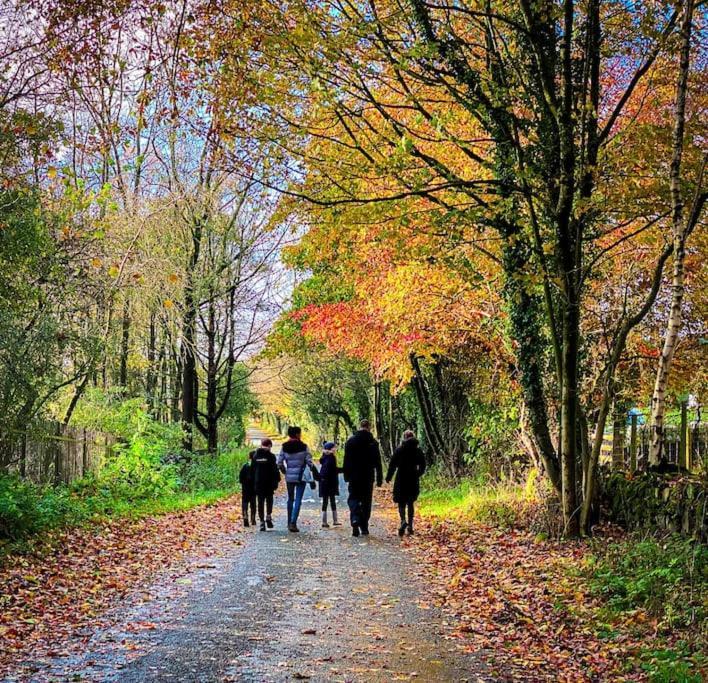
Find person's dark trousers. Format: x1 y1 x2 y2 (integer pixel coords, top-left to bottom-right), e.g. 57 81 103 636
398 502 414 525
321 494 336 512
257 493 274 522
242 494 256 523
348 483 373 530
359 484 374 529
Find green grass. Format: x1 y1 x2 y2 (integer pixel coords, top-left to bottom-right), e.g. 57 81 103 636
418 469 539 528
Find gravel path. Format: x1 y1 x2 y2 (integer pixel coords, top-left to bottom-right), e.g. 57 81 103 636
6 431 488 682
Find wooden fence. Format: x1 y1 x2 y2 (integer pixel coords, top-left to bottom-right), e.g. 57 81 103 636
1 422 115 485
601 409 707 473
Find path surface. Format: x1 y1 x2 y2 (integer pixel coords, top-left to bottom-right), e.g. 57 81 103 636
5 429 487 682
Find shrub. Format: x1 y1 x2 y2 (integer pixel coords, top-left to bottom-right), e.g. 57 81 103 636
0 476 76 540
178 449 244 492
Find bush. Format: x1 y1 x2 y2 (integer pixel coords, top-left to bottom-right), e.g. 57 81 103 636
178 450 244 492
0 476 73 540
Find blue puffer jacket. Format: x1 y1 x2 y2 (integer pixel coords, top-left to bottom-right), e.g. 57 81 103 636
277 439 315 484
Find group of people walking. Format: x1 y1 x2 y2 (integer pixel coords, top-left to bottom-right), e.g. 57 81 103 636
239 420 426 537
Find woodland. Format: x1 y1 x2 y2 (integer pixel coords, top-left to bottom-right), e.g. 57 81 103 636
0 0 706 680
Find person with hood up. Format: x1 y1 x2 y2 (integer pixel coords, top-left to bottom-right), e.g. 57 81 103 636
386 430 427 536
343 419 383 537
319 441 342 528
239 451 256 527
277 426 317 532
252 438 280 531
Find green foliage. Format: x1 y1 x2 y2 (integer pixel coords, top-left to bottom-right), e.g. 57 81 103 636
178 450 244 492
588 534 707 630
464 398 524 479
70 388 183 448
0 476 75 540
637 645 706 683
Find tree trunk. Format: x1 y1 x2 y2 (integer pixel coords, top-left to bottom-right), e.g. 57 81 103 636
146 312 157 412
181 290 198 451
560 299 580 537
181 220 202 450
119 298 130 389
650 0 696 466
409 354 446 462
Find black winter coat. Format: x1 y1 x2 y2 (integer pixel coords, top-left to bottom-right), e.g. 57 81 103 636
343 430 383 491
318 451 341 498
239 459 256 497
252 447 280 496
386 439 426 504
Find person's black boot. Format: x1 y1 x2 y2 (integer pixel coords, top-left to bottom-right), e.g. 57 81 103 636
251 515 257 526
406 524 414 535
398 521 407 537
260 521 266 531
360 524 369 536
352 524 360 537
243 518 249 528
266 516 274 529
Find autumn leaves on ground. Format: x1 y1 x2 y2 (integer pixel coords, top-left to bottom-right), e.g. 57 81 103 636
2 484 704 682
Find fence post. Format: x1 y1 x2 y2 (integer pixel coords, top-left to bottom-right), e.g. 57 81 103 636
629 414 638 472
612 403 626 471
20 431 27 478
679 400 689 470
82 427 88 476
54 422 62 485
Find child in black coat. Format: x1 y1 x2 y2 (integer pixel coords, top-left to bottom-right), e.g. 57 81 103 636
252 438 280 531
319 441 342 528
239 451 256 527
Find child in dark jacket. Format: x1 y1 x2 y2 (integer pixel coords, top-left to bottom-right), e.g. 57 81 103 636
239 451 256 527
319 442 342 528
252 438 280 531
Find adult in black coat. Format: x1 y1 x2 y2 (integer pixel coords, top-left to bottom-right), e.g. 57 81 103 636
343 420 383 537
386 431 427 536
252 439 280 531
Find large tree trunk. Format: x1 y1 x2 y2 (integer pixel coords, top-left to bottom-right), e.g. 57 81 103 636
559 298 580 537
650 0 697 466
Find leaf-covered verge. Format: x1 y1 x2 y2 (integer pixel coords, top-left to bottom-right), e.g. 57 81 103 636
0 496 244 676
414 481 707 681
